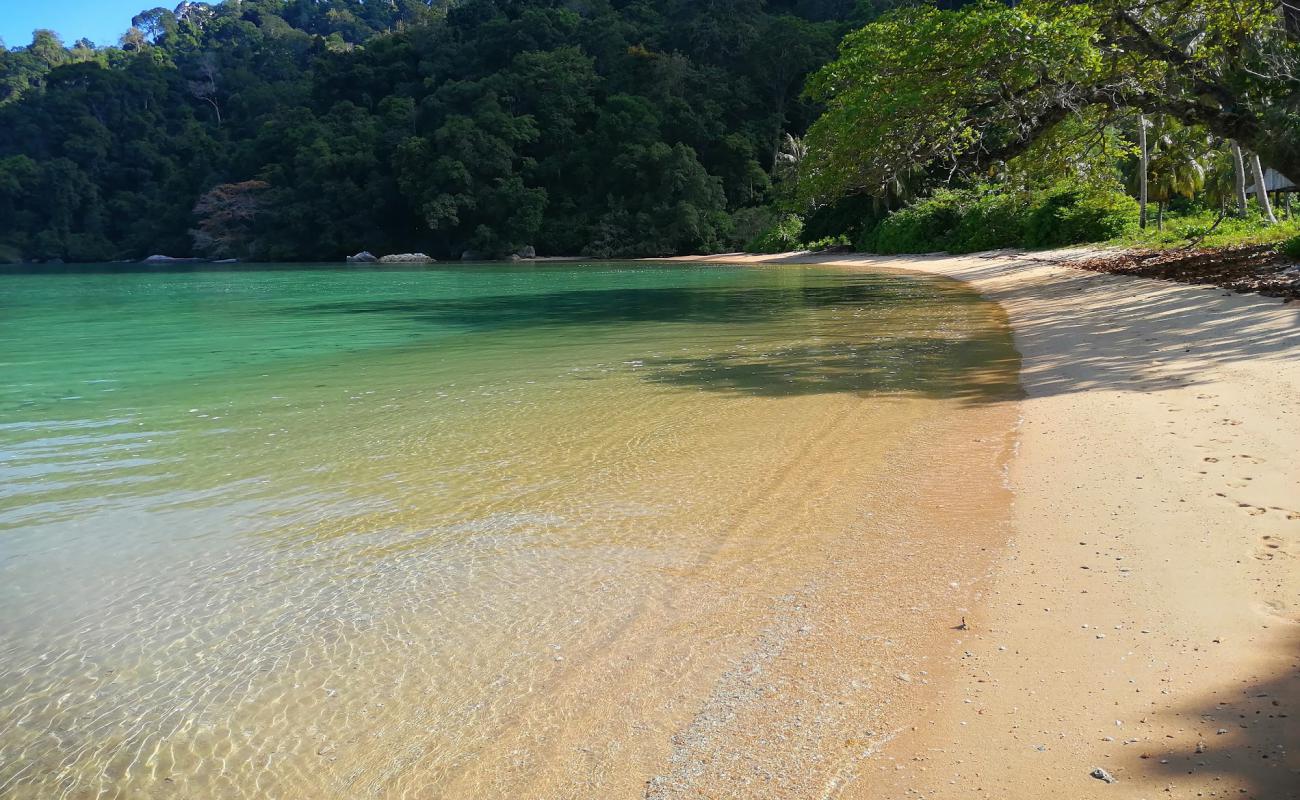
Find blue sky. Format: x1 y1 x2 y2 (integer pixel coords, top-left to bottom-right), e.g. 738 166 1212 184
0 0 155 49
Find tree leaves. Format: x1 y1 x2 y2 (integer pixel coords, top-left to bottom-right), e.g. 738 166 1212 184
801 0 1300 204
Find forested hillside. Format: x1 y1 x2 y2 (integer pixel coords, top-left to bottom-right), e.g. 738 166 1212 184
0 0 891 262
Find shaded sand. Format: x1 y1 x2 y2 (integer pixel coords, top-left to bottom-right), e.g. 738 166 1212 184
668 250 1300 798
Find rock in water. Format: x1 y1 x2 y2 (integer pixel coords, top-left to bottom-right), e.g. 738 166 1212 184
377 253 434 264
1089 767 1117 783
142 254 204 264
346 251 378 264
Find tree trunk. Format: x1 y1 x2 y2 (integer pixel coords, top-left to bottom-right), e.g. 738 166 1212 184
1231 142 1249 218
1286 192 1293 221
1157 201 1164 231
1138 114 1148 229
1248 151 1278 224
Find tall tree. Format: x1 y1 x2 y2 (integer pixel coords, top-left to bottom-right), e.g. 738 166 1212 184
1138 114 1149 229
1232 142 1250 218
1248 151 1279 223
802 1 1300 204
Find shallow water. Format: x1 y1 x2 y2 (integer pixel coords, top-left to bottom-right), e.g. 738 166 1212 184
0 262 1020 798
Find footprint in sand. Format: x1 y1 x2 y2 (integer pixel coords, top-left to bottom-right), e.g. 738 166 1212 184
1217 418 1243 426
1255 535 1288 560
1233 454 1263 465
1239 503 1269 516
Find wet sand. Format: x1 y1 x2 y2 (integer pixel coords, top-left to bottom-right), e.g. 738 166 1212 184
671 251 1300 798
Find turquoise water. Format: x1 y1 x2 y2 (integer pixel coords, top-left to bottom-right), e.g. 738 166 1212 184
0 262 1018 798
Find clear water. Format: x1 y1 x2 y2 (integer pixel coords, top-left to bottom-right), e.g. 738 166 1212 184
0 262 1019 798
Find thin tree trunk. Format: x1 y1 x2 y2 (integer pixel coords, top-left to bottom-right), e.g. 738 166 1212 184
1286 192 1293 221
1231 142 1249 218
1157 201 1164 231
1249 151 1278 223
1138 114 1148 229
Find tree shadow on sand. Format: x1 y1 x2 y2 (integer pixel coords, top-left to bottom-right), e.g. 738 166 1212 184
297 279 946 329
638 335 1021 404
742 251 1300 401
1139 625 1300 798
299 273 1023 404
302 252 1300 406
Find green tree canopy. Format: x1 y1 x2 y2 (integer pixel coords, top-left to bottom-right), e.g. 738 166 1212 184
0 0 854 261
803 0 1300 204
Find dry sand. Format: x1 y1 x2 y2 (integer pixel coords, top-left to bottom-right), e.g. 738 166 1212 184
669 250 1300 799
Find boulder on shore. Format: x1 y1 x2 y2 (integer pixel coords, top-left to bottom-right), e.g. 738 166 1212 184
143 254 204 264
346 251 378 264
517 245 537 259
378 252 435 264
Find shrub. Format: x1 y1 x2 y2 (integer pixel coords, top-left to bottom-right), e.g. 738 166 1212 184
745 213 804 253
857 189 965 253
802 234 851 250
854 187 1026 254
1023 184 1137 248
851 181 1137 255
947 190 1027 252
1283 234 1300 261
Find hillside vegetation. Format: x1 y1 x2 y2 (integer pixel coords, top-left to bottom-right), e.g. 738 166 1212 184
3 1 1296 263
0 0 867 261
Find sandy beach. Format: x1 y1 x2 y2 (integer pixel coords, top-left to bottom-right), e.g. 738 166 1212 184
670 250 1300 798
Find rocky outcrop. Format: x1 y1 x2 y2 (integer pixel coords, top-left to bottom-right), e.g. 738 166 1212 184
142 254 204 264
517 245 536 259
346 251 378 264
378 253 435 264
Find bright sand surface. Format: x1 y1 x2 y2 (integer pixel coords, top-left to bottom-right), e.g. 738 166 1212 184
671 251 1299 798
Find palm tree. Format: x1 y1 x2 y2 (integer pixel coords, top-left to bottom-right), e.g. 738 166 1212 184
773 133 807 184
1130 119 1208 230
1201 143 1239 215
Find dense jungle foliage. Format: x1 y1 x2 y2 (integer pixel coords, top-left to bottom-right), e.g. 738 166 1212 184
0 0 890 261
2 1 1295 262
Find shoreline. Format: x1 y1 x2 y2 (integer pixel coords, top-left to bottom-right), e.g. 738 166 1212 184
667 250 1300 797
